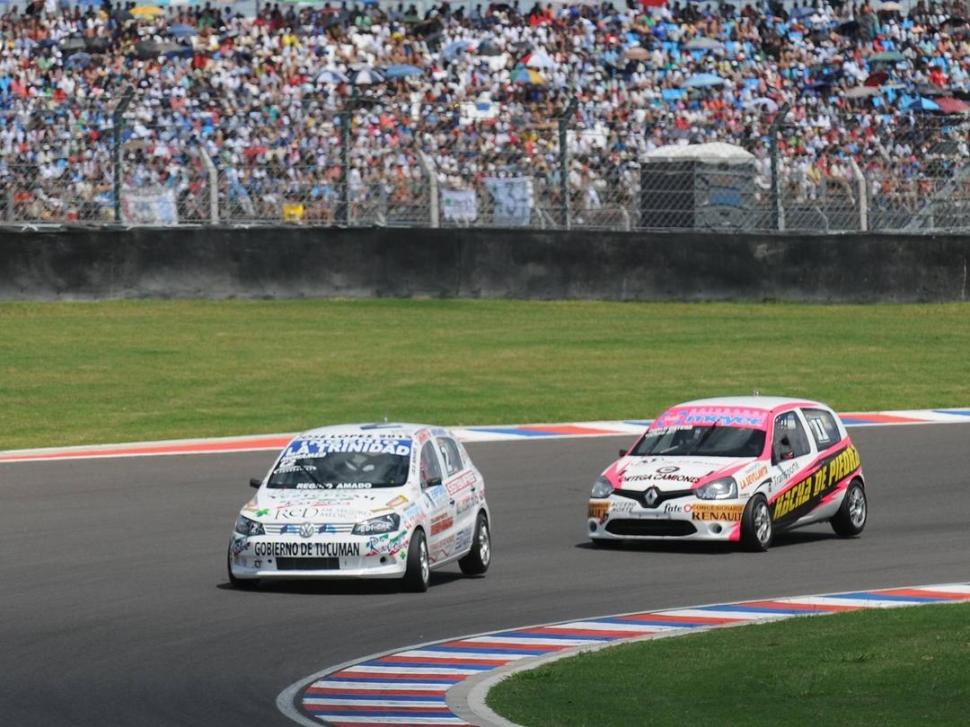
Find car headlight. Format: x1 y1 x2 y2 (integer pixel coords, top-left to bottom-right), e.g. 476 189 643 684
695 477 738 500
234 514 265 536
352 514 401 536
591 476 614 499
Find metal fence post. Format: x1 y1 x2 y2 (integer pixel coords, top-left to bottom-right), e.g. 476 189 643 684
770 103 790 232
850 158 868 232
198 146 219 225
418 151 438 228
340 104 352 227
557 96 578 230
111 86 135 224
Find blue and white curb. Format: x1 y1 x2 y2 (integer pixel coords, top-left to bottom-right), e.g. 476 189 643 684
277 582 970 726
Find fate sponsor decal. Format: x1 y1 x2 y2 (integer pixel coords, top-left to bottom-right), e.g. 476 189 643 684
588 501 610 520
252 541 361 558
738 464 769 489
431 513 454 536
690 503 744 522
772 445 860 522
285 437 412 457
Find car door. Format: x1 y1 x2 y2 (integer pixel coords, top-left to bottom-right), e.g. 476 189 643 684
768 408 819 527
418 440 457 563
799 406 851 521
436 435 478 553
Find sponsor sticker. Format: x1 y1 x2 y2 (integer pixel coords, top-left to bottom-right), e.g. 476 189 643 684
739 465 769 489
588 501 610 520
772 445 860 521
285 437 412 457
691 504 744 521
431 513 454 535
252 541 361 558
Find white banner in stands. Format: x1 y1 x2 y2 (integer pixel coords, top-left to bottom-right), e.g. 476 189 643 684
484 177 533 227
441 188 478 223
121 188 179 226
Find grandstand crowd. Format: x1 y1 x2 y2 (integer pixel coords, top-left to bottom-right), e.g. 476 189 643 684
2 0 970 223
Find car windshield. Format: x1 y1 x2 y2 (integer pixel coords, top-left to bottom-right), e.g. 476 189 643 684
631 425 765 458
267 437 412 490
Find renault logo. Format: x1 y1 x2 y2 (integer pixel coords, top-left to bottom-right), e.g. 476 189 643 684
298 522 315 538
644 488 660 507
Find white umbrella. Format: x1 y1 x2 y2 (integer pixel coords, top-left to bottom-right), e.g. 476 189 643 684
526 48 557 70
351 68 384 86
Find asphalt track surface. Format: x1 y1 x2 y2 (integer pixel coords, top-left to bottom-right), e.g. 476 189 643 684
3 424 969 727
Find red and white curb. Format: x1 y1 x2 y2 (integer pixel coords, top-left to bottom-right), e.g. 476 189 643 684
276 582 970 726
1 408 969 464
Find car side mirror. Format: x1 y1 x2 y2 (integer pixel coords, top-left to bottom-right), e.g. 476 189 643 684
423 476 442 490
618 449 628 457
249 478 261 488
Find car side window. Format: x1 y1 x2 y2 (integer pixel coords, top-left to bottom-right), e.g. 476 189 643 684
802 408 840 450
773 411 812 460
420 441 443 489
436 437 463 477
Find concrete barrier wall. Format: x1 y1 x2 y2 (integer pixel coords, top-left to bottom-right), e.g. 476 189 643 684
1 227 968 302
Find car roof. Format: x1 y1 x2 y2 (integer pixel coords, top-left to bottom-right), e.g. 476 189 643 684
673 396 827 412
295 422 440 439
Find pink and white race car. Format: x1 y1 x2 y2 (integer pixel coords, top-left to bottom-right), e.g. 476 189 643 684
587 397 867 551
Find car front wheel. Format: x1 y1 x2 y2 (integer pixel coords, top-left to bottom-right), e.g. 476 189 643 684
831 481 867 537
459 512 491 576
741 495 773 552
227 549 258 589
403 529 430 592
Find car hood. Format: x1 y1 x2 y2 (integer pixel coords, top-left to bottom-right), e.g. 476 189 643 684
242 488 409 523
610 456 754 492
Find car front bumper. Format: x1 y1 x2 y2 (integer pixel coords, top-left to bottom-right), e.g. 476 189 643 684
229 531 410 579
587 497 744 542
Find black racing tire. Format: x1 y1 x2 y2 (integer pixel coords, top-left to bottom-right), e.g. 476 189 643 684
227 549 258 589
740 495 773 552
831 480 867 537
402 528 430 592
458 512 491 576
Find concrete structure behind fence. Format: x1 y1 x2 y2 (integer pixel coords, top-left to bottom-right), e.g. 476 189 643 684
0 227 967 303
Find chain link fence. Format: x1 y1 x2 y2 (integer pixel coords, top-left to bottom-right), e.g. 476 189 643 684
3 96 970 233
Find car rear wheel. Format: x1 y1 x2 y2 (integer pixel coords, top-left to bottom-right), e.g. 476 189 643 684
741 495 773 552
831 481 867 537
227 549 258 589
459 512 491 576
403 529 430 592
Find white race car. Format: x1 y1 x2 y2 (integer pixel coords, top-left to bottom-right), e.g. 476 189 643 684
588 397 867 551
228 423 491 591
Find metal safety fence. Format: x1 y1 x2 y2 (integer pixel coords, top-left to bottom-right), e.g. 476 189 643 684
3 99 970 234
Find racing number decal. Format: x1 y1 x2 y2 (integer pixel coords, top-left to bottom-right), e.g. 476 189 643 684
771 445 860 525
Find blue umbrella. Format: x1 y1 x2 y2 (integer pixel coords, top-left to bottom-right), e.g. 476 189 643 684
902 95 941 111
65 52 92 69
683 72 724 88
443 40 474 61
383 64 423 80
316 68 349 84
167 24 197 38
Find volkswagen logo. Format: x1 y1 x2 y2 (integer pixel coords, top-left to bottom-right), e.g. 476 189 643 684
298 522 315 538
644 487 660 507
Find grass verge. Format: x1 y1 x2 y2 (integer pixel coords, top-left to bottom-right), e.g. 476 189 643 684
1 300 968 450
487 602 970 726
